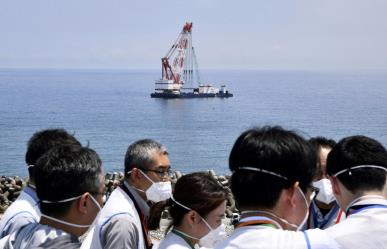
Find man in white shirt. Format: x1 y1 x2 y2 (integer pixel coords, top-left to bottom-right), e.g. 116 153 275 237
81 139 173 249
0 145 105 249
324 135 387 249
0 129 81 238
214 126 340 249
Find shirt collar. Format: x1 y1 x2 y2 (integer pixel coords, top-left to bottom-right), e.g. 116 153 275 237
124 181 150 216
24 185 39 203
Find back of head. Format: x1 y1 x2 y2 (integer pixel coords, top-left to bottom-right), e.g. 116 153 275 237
35 145 102 217
170 172 228 225
25 129 81 180
124 139 168 174
327 135 387 194
229 126 316 210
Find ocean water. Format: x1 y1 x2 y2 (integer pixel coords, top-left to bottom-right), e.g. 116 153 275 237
0 69 387 176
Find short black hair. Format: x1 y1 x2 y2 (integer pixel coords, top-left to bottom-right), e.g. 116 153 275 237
327 135 387 193
309 136 336 151
229 126 316 210
124 139 168 174
35 145 102 217
25 129 81 180
309 136 336 179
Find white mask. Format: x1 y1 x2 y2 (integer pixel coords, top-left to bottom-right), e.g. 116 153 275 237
199 219 227 248
312 178 335 205
40 194 102 228
171 195 226 247
140 170 172 202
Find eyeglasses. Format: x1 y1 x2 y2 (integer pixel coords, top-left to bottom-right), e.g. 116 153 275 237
142 168 173 178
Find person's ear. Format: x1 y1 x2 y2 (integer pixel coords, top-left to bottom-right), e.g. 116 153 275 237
130 168 142 182
285 181 299 208
187 210 201 227
77 193 90 214
329 176 341 196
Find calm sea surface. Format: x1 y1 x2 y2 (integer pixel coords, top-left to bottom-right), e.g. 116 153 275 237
1 69 386 176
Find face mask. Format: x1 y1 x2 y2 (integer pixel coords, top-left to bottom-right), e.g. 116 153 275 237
40 194 102 228
234 167 310 231
171 195 226 247
199 220 227 248
140 170 172 202
312 178 335 205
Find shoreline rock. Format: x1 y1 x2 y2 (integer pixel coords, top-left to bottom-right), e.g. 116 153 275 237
1 171 238 217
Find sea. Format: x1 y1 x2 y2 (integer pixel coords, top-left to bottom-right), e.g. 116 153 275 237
1 69 387 177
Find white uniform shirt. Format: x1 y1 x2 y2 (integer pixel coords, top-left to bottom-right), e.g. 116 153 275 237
158 231 192 249
81 182 148 249
214 220 341 249
324 197 387 249
0 223 72 249
0 186 41 239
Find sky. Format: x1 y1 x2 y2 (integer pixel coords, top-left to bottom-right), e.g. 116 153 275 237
1 0 387 70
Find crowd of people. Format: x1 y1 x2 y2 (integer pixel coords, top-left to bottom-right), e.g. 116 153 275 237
0 126 386 249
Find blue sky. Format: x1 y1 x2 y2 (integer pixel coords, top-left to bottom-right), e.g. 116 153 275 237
1 0 386 70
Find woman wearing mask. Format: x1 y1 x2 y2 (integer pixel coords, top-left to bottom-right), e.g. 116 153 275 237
154 172 228 249
306 137 345 230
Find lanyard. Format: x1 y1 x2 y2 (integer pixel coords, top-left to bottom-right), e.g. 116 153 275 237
236 215 282 229
171 229 196 249
308 203 342 229
346 204 387 217
120 184 153 249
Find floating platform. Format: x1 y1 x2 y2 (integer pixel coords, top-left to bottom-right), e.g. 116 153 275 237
151 92 233 99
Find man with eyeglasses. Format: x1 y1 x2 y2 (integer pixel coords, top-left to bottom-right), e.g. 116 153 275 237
82 139 172 249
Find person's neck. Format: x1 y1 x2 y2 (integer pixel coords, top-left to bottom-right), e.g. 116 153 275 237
28 178 36 188
174 224 199 247
126 179 148 202
40 214 83 237
315 200 335 210
344 190 386 211
240 207 288 230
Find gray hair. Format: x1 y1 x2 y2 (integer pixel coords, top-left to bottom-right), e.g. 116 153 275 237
124 139 168 173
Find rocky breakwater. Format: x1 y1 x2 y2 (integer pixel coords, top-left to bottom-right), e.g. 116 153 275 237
1 170 238 225
0 176 26 214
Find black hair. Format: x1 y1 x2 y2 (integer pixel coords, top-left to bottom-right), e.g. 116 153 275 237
124 139 168 175
25 129 81 181
309 136 336 179
35 145 103 217
327 135 387 193
309 136 336 150
147 172 228 231
229 126 316 210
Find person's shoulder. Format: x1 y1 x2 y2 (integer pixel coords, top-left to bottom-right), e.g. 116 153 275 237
158 232 190 249
37 234 81 249
304 229 341 249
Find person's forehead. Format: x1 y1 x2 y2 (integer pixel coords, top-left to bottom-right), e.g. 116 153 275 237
150 151 170 168
319 147 331 159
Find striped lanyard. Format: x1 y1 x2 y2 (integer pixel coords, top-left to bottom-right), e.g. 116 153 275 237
236 215 282 229
346 204 387 217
